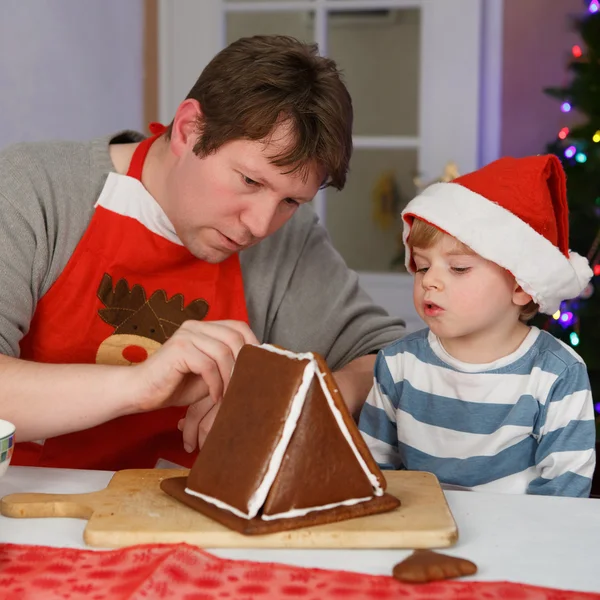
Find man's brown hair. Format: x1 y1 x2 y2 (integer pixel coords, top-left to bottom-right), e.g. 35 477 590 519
166 35 353 190
408 218 539 322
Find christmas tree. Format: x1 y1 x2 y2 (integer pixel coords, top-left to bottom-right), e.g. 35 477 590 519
537 0 600 424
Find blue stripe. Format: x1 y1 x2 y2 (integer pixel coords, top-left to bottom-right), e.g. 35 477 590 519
535 420 596 462
383 332 458 372
546 362 591 399
381 329 428 358
358 402 397 446
399 437 537 487
533 364 591 436
398 380 540 434
373 354 403 409
528 471 592 498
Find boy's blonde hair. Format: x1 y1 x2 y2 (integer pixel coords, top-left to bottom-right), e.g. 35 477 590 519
408 219 539 322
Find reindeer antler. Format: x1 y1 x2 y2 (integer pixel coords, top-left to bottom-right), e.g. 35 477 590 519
148 290 209 339
97 274 147 328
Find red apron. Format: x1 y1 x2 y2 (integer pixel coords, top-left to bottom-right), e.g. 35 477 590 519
14 125 249 470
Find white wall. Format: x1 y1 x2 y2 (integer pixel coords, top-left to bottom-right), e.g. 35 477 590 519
0 0 144 149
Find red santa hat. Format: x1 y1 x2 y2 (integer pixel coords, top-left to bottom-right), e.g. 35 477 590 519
401 155 592 315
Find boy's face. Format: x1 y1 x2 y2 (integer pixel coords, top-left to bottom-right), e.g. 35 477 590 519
165 115 324 264
412 233 525 343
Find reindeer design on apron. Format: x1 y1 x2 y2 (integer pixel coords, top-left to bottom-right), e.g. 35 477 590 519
15 127 249 470
96 274 209 365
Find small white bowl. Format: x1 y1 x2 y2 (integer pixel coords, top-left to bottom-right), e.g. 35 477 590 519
0 419 16 478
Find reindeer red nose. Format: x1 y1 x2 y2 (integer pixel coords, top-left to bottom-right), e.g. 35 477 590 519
122 345 149 364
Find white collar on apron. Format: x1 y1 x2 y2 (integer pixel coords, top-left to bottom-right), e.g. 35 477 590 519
95 172 183 246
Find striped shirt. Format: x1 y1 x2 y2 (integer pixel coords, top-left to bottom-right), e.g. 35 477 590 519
359 327 596 497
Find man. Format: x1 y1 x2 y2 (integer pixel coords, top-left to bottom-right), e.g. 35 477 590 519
0 35 405 470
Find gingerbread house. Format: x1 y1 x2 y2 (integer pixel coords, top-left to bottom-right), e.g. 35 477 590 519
162 344 399 534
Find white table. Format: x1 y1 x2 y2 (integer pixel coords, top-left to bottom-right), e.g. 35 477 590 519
1 466 599 593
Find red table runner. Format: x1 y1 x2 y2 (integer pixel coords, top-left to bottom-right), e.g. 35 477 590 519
0 543 597 600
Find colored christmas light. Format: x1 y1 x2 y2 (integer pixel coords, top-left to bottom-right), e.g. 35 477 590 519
564 145 577 158
558 127 570 140
589 0 599 14
570 332 580 346
560 311 574 327
594 265 600 276
575 152 588 163
572 44 583 57
552 310 561 320
561 101 572 113
593 130 600 143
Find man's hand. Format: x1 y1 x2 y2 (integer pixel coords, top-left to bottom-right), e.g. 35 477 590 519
178 395 219 453
0 320 258 443
132 320 258 412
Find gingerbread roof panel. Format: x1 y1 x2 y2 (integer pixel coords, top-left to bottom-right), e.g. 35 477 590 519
185 344 312 517
262 375 375 518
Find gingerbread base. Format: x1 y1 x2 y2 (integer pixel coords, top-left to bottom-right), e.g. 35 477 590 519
161 476 401 535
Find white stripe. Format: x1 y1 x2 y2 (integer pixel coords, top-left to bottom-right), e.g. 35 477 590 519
386 351 558 407
541 390 594 435
367 383 397 423
96 172 182 245
527 367 559 407
397 410 532 459
402 181 592 314
537 448 596 480
360 432 403 469
469 466 538 494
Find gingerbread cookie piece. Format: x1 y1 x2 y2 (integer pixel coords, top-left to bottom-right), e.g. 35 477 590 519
393 549 477 583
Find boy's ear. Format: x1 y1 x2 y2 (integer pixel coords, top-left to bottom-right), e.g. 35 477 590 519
513 283 533 308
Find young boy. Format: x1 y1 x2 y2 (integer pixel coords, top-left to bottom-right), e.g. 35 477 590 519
359 155 597 497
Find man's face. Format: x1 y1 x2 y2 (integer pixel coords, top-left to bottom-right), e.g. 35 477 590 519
164 121 324 263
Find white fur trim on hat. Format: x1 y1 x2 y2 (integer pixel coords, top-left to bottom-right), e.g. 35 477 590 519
402 182 593 315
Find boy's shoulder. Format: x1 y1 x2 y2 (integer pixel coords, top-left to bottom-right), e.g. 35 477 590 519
533 328 585 364
379 328 430 358
530 328 586 373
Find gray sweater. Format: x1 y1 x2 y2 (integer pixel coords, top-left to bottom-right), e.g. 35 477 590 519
0 132 406 370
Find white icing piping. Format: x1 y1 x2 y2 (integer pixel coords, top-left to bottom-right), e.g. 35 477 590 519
261 496 372 521
258 343 316 362
244 359 316 518
315 369 384 496
184 487 252 519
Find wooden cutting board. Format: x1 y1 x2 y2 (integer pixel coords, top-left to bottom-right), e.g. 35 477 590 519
0 469 457 549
